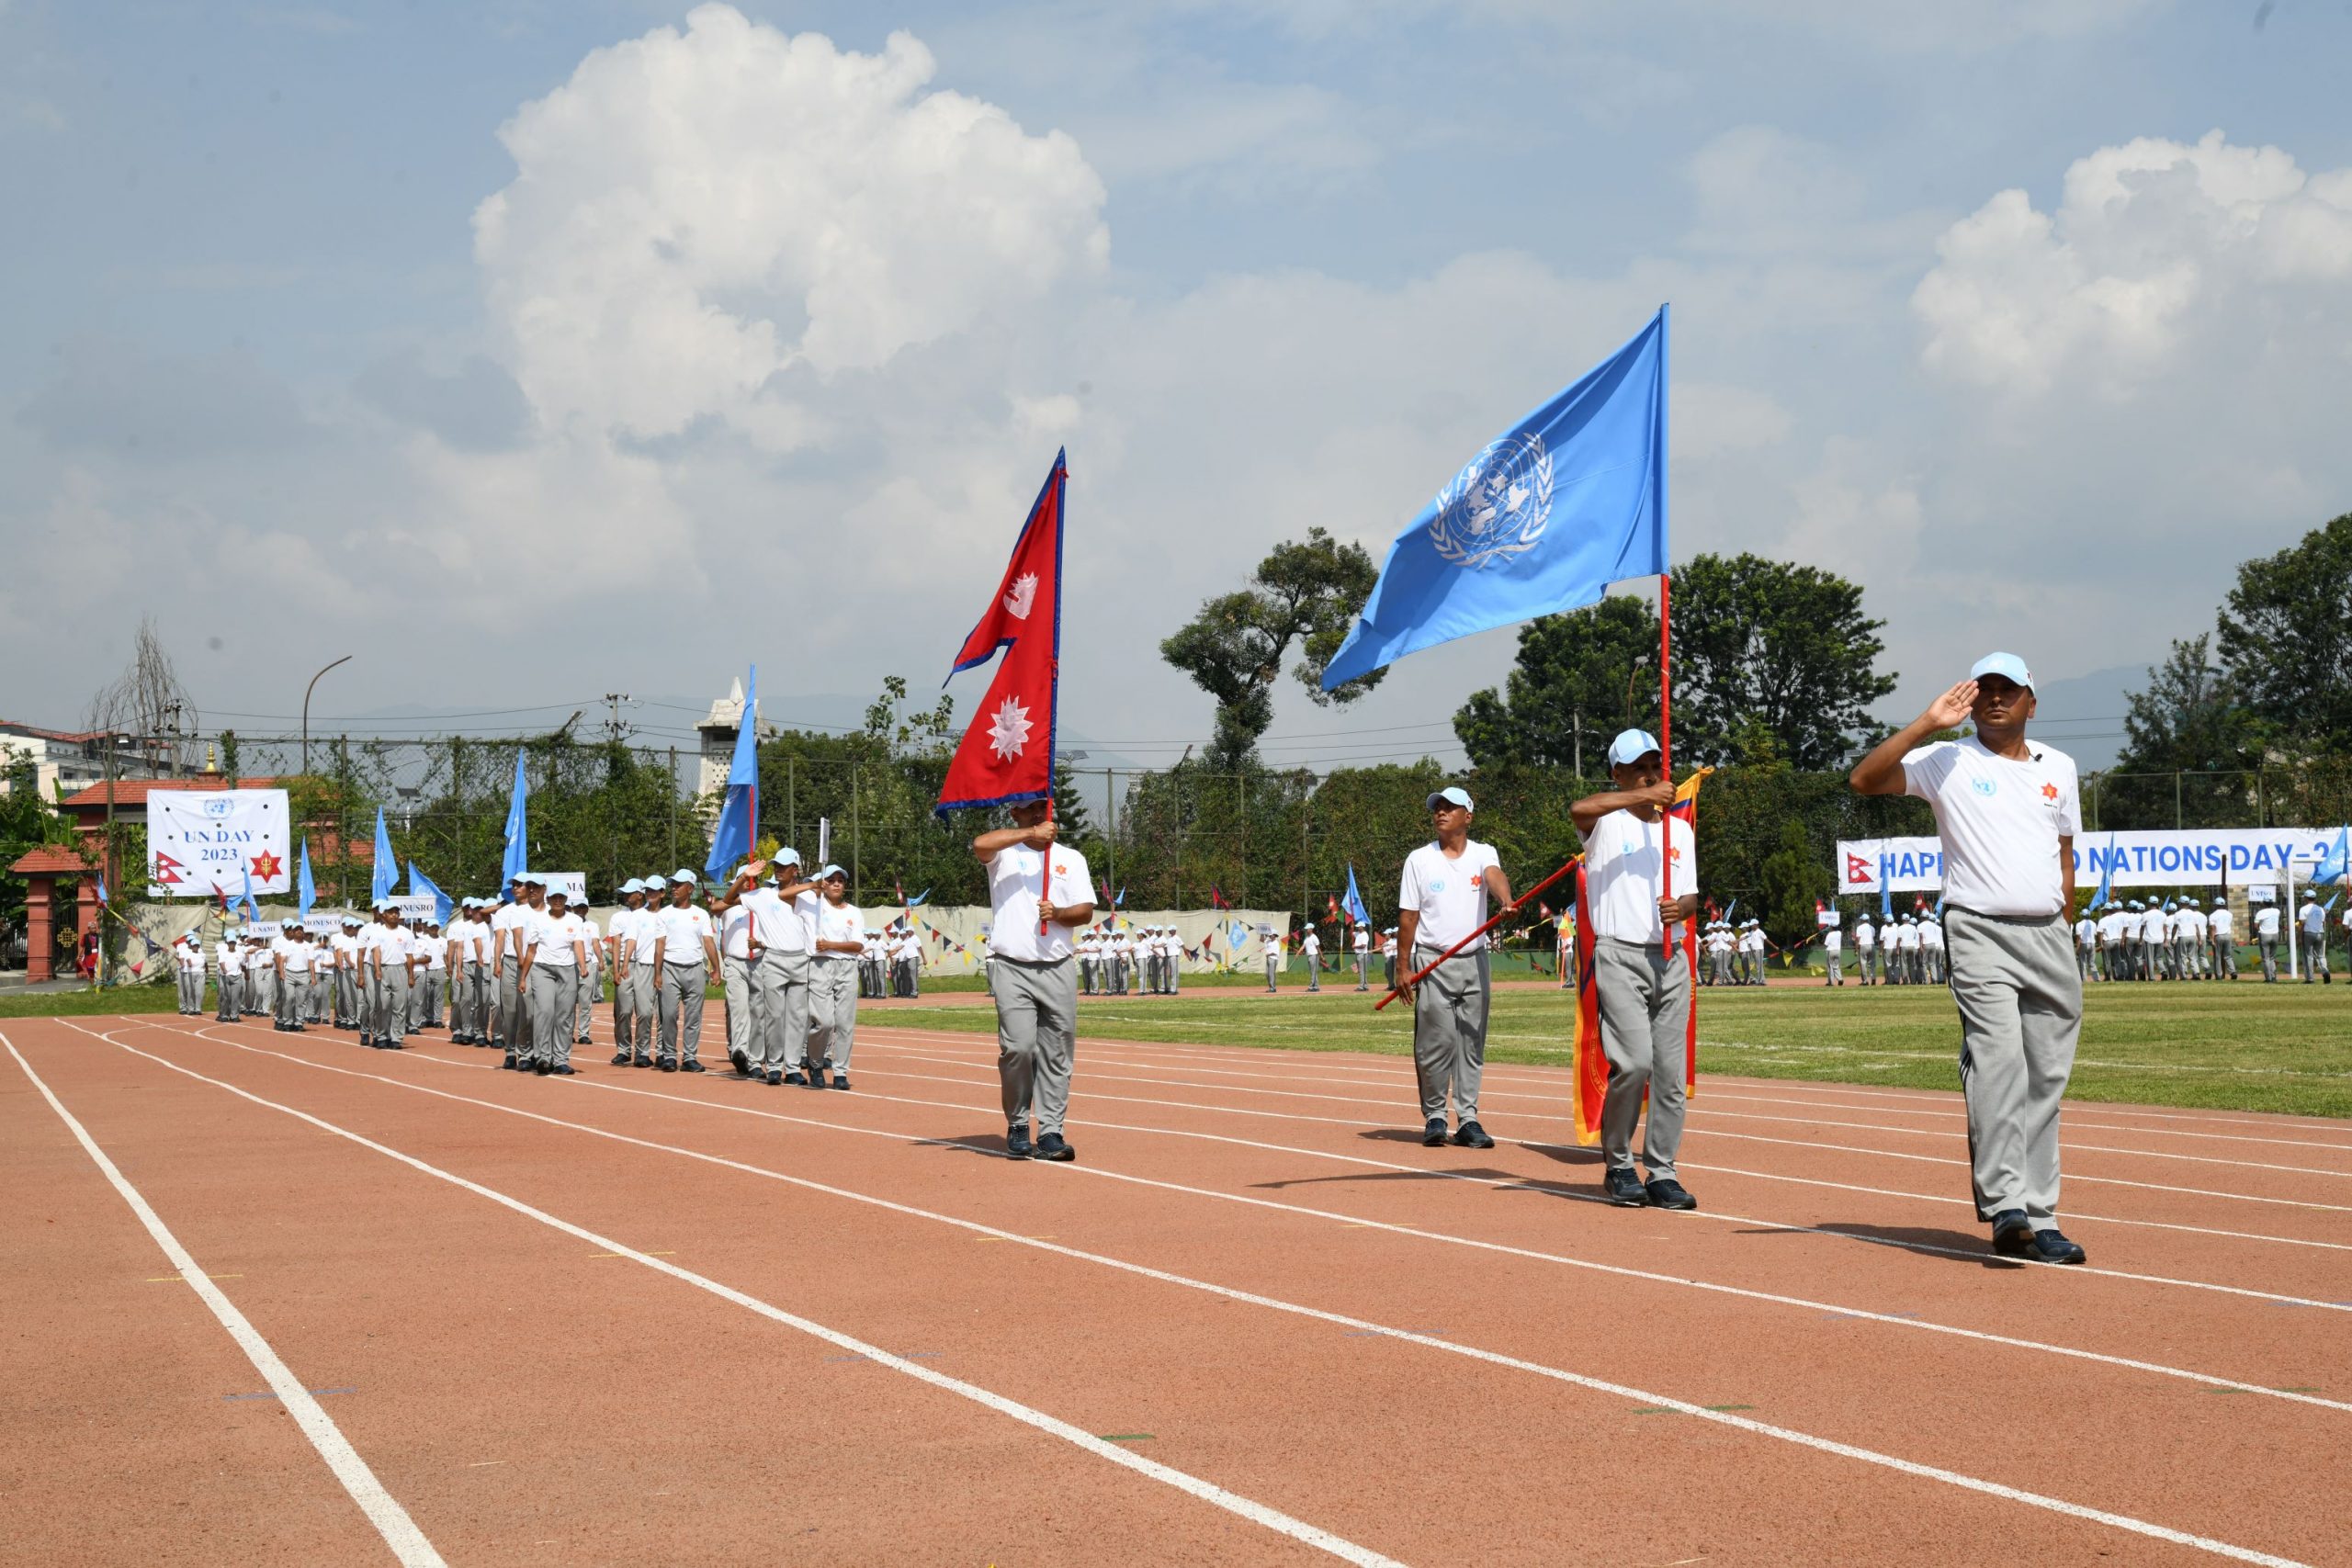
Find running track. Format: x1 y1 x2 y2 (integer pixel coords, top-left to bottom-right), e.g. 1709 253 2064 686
5 1013 2346 1566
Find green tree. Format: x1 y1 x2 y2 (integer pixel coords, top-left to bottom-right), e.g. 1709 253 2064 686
1756 817 1830 966
1159 527 1384 769
0 758 75 933
1671 553 1896 770
2214 512 2352 757
1453 595 1660 771
2099 634 2266 829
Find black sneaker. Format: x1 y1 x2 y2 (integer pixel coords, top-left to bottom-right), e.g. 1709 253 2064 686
552 1065 576 1076
681 1061 707 1074
632 1055 651 1068
500 1052 516 1070
1603 1166 1647 1207
1422 1118 1448 1147
611 1051 632 1066
1005 1123 1034 1159
533 1060 551 1076
1645 1178 1697 1211
729 1049 748 1075
831 1076 852 1090
1451 1121 1495 1150
783 1070 805 1086
807 1066 830 1089
2022 1229 2087 1264
658 1059 677 1072
1035 1132 1075 1162
1989 1209 2034 1258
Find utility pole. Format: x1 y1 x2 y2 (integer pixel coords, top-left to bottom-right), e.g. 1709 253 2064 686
667 746 678 867
601 695 631 897
99 730 116 989
602 694 632 743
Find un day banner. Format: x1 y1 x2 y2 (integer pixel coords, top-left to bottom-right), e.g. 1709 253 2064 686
149 789 292 899
1837 829 2340 895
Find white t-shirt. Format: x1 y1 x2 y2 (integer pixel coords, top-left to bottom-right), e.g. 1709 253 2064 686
2301 901 2326 935
529 909 582 968
739 886 817 955
491 902 530 962
815 900 864 956
574 919 598 967
1577 811 1694 946
1397 839 1503 951
1352 929 1370 953
1824 929 1842 953
1302 931 1320 958
718 900 752 960
2253 906 2280 937
2075 917 2097 948
2141 909 2166 944
1855 921 1875 947
653 901 715 962
1901 737 2080 919
985 843 1092 963
280 939 311 975
2210 908 2233 937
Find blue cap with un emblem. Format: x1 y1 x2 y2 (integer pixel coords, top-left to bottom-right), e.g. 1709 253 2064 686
1970 651 2034 691
1607 728 1662 767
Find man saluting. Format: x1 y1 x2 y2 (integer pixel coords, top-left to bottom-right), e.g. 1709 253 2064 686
1850 653 2087 1265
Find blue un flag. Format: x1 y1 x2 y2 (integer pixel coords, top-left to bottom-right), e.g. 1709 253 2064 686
1322 307 1668 689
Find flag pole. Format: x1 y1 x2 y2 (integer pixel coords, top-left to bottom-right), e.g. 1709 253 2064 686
1658 570 1675 957
1374 857 1578 1011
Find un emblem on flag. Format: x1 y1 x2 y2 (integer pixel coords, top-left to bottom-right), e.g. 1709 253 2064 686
1429 433 1555 569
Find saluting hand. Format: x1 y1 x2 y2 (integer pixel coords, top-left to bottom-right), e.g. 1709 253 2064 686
1921 679 1977 731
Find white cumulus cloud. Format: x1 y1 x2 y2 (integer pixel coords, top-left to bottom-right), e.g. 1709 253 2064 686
1912 130 2352 395
473 3 1109 446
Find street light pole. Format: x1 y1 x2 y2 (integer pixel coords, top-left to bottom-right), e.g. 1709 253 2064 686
301 655 353 776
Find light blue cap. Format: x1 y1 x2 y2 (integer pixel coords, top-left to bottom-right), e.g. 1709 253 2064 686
619 878 643 895
1969 651 2035 691
1607 728 1662 767
671 869 697 885
1425 785 1474 812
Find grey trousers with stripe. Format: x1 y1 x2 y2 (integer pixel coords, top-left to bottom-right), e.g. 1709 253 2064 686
372 965 409 1045
1945 908 2080 1231
989 954 1077 1135
1594 938 1690 1179
808 957 859 1070
526 964 576 1067
750 949 811 1070
1409 943 1488 1126
658 960 706 1065
721 953 755 1063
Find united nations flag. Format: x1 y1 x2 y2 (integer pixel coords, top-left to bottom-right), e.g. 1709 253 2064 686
1321 307 1669 689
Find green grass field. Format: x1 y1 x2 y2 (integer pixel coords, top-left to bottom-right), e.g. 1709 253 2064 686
884 980 2352 1120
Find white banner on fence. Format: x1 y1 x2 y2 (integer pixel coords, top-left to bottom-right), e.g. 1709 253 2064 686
1837 828 2341 895
531 871 587 904
148 789 291 898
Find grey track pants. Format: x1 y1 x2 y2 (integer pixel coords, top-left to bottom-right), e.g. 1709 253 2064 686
620 963 655 1053
2259 937 2279 981
499 954 529 1053
572 966 597 1043
808 957 858 1070
1594 938 1690 1179
2215 940 2238 978
215 974 240 1021
177 967 202 1012
1409 944 1487 1125
372 966 410 1045
750 949 810 1070
1945 908 2081 1230
990 955 1076 1135
527 964 577 1066
276 969 304 1025
721 953 754 1063
659 961 707 1065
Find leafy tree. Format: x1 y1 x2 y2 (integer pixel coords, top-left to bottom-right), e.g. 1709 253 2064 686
0 757 75 935
1671 553 1896 770
1160 527 1384 769
1756 817 1830 965
2098 634 2265 829
1453 595 1659 771
2214 512 2352 757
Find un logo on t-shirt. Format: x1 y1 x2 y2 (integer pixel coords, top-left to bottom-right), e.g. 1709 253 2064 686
1971 777 1998 797
1428 878 1447 894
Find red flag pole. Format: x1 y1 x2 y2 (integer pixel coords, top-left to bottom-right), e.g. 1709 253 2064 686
1374 858 1578 1011
1658 571 1675 957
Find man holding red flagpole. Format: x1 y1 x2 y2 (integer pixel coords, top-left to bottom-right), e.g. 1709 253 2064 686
939 451 1096 1161
1572 728 1702 1210
1396 785 1511 1148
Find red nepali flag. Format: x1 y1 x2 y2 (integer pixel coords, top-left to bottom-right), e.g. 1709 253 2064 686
937 451 1068 814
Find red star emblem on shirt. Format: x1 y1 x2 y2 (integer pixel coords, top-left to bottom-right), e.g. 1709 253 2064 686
2041 783 2060 802
249 851 283 881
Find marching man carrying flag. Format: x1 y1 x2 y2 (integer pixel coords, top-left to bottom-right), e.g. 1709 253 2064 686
939 451 1095 1162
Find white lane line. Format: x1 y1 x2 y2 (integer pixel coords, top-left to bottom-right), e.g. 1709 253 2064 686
115 1021 2352 1412
61 1027 1398 1568
864 1029 2352 1167
181 1017 2350 1311
0 1031 447 1568
98 1023 2318 1568
870 1025 2352 1142
865 1046 2352 1252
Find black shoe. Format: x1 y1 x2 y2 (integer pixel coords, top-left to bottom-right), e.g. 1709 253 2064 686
1036 1132 1075 1162
681 1060 706 1073
1603 1167 1647 1207
552 1065 576 1076
1645 1178 1697 1211
383 1042 403 1051
831 1075 852 1090
611 1051 632 1066
533 1060 550 1076
1004 1123 1034 1159
729 1049 749 1074
658 1058 677 1072
782 1070 804 1086
500 1052 516 1070
1989 1210 2035 1257
2022 1229 2086 1264
807 1066 830 1088
1422 1118 1448 1147
1451 1121 1495 1150
632 1055 652 1068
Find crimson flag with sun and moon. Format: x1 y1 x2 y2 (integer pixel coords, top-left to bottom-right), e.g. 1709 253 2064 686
936 449 1067 815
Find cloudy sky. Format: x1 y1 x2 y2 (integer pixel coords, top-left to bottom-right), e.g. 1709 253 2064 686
4 0 2346 774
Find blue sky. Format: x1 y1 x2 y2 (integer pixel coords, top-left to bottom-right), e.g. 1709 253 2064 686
4 0 2347 773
